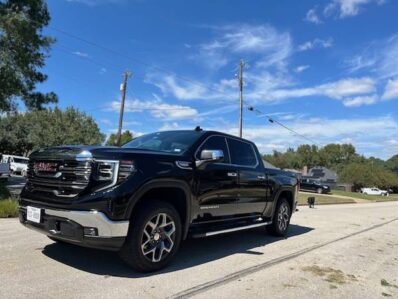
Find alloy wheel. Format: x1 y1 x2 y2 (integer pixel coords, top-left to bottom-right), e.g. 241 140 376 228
141 213 176 263
277 203 290 232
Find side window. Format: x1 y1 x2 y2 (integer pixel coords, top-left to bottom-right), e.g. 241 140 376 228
227 138 257 167
197 136 230 164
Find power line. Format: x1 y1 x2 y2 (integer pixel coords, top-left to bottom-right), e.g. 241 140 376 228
44 24 321 144
46 25 233 97
247 105 320 145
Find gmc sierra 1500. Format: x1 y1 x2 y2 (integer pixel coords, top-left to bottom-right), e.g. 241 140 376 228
19 129 298 272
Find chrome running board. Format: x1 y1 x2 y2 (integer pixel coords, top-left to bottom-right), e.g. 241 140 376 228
200 220 272 237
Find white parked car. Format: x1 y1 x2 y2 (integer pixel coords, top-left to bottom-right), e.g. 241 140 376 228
360 187 389 196
0 155 29 176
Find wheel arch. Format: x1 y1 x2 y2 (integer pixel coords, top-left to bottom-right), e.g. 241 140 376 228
271 188 294 217
126 179 192 239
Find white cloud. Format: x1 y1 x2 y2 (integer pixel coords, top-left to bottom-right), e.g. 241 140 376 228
382 79 398 100
294 65 310 73
342 94 378 107
252 77 376 103
386 139 398 146
72 51 89 58
305 0 386 23
377 35 398 79
345 34 398 79
196 24 293 70
66 0 126 6
110 98 199 120
324 0 385 18
297 38 333 51
345 55 376 73
159 122 180 131
304 8 323 24
148 75 210 101
211 116 398 158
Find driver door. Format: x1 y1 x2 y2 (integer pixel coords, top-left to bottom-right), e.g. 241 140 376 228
194 135 239 219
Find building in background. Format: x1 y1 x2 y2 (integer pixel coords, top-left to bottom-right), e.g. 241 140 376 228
308 166 337 184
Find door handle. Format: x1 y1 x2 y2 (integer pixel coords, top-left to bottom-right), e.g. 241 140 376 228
258 175 266 180
227 172 238 177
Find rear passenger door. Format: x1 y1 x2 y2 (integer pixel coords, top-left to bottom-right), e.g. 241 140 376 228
226 138 267 216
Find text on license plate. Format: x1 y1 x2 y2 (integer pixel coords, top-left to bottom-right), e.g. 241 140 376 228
27 206 41 223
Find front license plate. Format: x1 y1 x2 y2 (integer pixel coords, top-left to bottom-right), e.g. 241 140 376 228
27 206 41 223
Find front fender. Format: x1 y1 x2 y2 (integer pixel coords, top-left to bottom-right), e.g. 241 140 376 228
125 179 193 239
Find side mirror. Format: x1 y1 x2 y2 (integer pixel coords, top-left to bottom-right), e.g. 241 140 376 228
200 149 224 161
196 149 224 169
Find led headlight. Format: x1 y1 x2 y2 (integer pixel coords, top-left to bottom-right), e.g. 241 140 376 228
118 160 136 183
92 160 136 192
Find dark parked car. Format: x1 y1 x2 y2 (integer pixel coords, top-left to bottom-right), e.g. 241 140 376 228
300 177 330 194
19 129 298 272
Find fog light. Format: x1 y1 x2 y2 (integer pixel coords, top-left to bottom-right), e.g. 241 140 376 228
84 227 98 236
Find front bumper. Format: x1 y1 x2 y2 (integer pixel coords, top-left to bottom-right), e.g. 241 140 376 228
19 205 129 251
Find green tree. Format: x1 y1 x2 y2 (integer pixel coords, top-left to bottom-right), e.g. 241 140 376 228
338 162 398 190
296 144 319 168
106 130 134 146
263 148 300 169
0 107 105 155
386 155 398 173
0 0 57 112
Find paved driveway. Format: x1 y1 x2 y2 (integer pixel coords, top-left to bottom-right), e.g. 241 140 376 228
1 202 397 298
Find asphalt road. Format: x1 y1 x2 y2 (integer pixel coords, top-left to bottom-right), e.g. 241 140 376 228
1 202 397 299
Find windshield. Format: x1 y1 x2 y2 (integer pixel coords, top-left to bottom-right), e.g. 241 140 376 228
123 131 203 154
13 158 29 164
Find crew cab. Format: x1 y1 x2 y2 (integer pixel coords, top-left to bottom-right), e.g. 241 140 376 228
19 129 298 272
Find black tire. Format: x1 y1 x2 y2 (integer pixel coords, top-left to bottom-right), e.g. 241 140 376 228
317 188 323 194
119 200 182 272
266 198 291 237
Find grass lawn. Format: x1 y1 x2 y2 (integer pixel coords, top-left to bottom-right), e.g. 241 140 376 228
0 199 18 218
298 192 356 205
0 181 18 218
332 190 398 202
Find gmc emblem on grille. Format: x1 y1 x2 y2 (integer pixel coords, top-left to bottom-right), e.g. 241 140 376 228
34 162 58 173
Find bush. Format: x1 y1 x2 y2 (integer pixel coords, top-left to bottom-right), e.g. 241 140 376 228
0 199 18 218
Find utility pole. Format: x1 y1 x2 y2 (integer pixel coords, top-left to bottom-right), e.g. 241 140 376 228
117 70 131 146
238 59 245 138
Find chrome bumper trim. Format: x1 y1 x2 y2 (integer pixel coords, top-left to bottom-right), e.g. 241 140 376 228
21 205 129 238
45 209 129 237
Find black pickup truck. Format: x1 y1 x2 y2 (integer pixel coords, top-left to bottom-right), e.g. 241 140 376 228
19 129 298 272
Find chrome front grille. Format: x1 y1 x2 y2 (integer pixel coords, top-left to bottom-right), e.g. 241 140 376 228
27 160 92 198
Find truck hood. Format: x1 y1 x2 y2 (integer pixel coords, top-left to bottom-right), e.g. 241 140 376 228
29 145 184 161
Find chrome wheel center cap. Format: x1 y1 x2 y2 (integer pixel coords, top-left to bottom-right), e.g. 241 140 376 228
153 233 161 241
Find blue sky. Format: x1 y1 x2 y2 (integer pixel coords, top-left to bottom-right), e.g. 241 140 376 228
38 0 398 159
